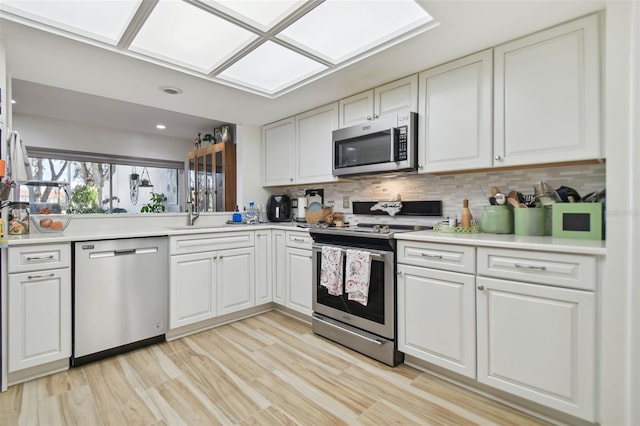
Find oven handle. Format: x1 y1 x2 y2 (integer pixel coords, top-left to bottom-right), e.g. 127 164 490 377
312 243 387 259
313 316 383 346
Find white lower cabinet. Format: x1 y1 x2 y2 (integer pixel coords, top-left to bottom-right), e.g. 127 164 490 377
170 251 217 328
254 231 272 305
272 230 286 305
285 247 313 316
8 244 71 373
267 229 312 315
476 276 595 421
398 240 598 422
397 264 476 378
397 241 476 378
217 247 255 315
169 232 255 329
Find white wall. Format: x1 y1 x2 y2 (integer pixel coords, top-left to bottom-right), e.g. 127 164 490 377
601 1 640 424
13 113 192 162
235 123 269 210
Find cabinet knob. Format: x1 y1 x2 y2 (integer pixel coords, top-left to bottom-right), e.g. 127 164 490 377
397 271 403 277
373 114 379 119
366 116 372 121
219 255 224 259
494 155 502 161
418 164 424 169
289 178 293 182
477 285 485 291
213 256 218 259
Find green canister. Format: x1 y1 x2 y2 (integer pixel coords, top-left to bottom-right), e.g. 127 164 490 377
480 205 513 234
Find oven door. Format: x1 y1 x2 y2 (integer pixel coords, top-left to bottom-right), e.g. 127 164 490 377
312 243 395 339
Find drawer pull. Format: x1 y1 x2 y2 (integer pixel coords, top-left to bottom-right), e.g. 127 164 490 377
26 255 55 261
27 273 55 280
421 253 443 259
514 263 547 271
293 238 306 242
477 285 485 290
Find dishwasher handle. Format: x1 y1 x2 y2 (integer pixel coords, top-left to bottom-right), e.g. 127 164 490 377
88 247 159 259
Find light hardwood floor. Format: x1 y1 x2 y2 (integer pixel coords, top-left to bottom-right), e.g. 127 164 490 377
0 311 549 425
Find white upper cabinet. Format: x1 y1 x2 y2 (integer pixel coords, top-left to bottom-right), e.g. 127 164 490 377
338 90 374 128
418 50 493 173
338 75 418 127
263 117 295 186
493 14 601 167
295 103 339 184
263 104 338 186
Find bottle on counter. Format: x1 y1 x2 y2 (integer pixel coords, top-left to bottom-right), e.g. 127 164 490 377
232 205 242 223
246 201 258 224
461 199 473 228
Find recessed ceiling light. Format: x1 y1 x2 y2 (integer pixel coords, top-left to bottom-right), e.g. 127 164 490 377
159 86 182 95
156 124 166 130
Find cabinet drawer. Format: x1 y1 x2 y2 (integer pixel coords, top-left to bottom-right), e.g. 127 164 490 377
397 241 475 274
170 231 254 255
9 243 71 273
285 231 312 249
477 247 596 291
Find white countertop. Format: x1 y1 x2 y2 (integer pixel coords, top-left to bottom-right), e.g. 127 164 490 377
5 214 606 256
396 230 606 255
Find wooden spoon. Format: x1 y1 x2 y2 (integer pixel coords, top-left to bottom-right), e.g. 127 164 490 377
508 198 522 208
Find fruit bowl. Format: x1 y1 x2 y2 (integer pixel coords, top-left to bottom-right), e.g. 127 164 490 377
30 214 72 233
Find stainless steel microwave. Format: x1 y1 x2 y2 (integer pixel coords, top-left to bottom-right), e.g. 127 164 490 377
332 111 417 177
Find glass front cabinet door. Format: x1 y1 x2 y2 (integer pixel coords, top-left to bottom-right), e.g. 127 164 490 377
188 141 237 212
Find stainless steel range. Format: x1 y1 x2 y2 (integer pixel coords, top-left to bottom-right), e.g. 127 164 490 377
310 222 431 366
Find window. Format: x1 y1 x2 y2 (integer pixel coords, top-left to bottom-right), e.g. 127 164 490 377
22 149 183 214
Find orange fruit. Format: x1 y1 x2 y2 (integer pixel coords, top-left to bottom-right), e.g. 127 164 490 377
40 218 53 228
50 221 64 230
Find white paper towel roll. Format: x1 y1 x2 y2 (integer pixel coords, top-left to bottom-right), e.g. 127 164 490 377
297 197 307 219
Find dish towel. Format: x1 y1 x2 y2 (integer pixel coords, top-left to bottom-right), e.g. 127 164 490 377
8 131 33 183
320 246 344 296
345 249 371 306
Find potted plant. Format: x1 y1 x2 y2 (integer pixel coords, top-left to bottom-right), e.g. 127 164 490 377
140 192 167 213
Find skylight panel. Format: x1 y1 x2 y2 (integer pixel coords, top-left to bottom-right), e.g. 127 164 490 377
218 41 327 95
0 0 140 44
202 0 306 31
129 1 257 73
277 0 433 64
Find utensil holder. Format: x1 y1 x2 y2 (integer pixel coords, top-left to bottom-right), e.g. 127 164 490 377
480 205 513 234
514 208 545 236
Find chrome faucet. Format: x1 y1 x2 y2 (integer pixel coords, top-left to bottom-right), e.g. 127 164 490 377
186 201 200 226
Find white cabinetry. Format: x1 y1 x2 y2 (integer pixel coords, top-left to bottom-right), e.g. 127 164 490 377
338 75 418 127
295 103 338 184
476 247 596 421
263 118 295 186
169 232 255 329
254 231 272 305
8 244 71 372
272 230 286 305
217 247 255 315
397 242 476 378
263 103 338 186
284 230 313 316
418 50 493 173
493 14 601 166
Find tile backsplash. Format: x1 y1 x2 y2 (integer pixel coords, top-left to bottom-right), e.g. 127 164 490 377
274 163 606 221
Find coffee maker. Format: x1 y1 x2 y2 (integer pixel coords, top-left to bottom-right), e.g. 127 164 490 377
266 195 291 222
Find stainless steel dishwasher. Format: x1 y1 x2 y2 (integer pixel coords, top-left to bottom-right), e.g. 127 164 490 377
72 237 168 366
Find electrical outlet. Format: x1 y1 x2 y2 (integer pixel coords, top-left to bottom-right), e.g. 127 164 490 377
343 196 350 209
